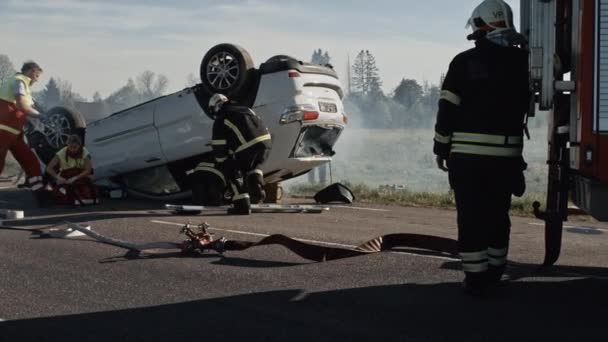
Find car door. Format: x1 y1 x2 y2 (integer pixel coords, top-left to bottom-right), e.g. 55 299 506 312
154 88 214 163
85 100 166 179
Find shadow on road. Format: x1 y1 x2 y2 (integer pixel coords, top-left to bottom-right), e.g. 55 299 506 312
442 260 608 279
1 278 605 341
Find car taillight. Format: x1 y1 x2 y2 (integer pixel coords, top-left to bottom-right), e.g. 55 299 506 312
280 105 318 124
342 114 349 124
288 72 301 78
303 111 319 121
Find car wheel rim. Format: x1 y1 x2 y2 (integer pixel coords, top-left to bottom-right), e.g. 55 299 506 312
206 52 240 90
46 113 72 149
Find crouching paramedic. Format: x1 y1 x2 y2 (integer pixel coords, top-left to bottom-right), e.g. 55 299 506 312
192 94 272 215
433 0 529 295
0 61 45 202
46 134 98 205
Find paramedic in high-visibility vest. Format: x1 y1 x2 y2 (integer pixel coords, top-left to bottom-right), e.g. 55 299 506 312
433 0 530 296
0 61 46 203
45 134 98 205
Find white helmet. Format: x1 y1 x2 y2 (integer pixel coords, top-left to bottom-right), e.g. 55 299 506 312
208 93 228 113
466 0 515 35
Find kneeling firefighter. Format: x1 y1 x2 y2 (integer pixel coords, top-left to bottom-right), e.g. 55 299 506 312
192 94 272 215
433 0 529 295
46 134 98 205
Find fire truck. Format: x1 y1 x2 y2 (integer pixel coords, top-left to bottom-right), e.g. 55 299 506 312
521 0 608 265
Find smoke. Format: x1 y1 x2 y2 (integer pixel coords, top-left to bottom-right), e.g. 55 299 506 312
289 116 549 196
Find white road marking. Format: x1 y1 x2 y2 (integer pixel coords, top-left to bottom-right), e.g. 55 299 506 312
331 205 390 212
0 318 6 322
527 222 608 232
150 220 458 261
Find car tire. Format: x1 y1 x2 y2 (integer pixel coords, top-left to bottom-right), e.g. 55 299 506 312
265 55 297 63
199 43 255 99
26 106 86 165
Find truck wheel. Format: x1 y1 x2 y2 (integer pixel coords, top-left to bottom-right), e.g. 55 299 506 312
200 43 255 98
26 106 86 164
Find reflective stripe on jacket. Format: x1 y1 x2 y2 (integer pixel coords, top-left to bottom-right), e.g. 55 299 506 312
450 132 523 157
211 105 271 162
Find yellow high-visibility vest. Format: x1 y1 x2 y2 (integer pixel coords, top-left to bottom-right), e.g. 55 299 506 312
56 147 90 170
0 74 33 106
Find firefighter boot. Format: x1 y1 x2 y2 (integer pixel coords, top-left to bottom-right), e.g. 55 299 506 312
246 172 265 204
486 265 506 287
228 196 251 215
462 272 487 297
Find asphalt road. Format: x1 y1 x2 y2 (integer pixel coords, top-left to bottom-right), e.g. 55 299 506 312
1 187 608 341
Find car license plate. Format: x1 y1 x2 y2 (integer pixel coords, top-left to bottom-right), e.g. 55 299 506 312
318 102 337 113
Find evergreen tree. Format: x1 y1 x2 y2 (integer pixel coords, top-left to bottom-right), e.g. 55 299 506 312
364 50 382 96
351 50 383 96
311 49 331 65
39 78 62 108
351 50 367 95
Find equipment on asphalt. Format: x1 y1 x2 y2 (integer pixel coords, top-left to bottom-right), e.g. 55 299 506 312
0 220 459 262
165 203 330 214
313 183 355 204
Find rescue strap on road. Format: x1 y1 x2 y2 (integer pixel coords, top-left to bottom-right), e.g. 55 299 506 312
2 221 458 262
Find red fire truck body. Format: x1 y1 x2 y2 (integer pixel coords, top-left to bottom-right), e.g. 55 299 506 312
522 0 607 264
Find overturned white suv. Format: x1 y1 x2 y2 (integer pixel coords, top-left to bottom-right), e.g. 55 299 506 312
26 44 346 200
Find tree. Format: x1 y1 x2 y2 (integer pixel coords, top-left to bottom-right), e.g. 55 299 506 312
393 79 423 109
105 78 139 111
56 78 85 106
351 50 382 96
136 70 169 101
0 54 16 85
37 78 62 108
92 92 103 103
311 49 331 66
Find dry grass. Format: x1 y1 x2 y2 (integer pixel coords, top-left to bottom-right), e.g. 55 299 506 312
288 182 546 217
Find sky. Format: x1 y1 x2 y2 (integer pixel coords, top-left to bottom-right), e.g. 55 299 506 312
0 0 520 100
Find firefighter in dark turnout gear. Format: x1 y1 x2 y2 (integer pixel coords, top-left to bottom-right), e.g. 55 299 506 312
433 0 529 295
197 93 272 215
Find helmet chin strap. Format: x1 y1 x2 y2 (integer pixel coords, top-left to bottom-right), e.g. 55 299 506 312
467 30 488 41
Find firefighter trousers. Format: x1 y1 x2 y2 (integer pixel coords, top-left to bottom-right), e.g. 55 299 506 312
222 144 270 210
449 154 521 287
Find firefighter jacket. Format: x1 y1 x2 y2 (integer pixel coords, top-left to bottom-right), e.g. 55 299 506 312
433 38 529 159
211 105 272 164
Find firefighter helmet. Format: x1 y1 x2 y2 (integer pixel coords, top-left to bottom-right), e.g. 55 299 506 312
466 0 515 34
208 93 228 114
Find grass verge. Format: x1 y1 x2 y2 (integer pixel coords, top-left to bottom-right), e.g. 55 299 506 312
288 182 546 218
